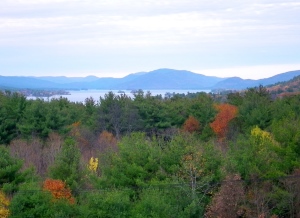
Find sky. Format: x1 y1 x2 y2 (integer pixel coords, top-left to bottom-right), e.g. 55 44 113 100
0 0 300 79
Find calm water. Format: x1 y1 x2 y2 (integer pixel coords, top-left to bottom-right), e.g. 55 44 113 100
27 89 210 103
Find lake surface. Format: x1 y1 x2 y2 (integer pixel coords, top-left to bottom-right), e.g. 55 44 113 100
27 89 210 103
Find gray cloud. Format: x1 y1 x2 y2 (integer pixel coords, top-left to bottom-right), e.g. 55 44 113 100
0 0 299 77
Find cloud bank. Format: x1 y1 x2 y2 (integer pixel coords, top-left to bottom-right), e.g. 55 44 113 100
0 0 299 78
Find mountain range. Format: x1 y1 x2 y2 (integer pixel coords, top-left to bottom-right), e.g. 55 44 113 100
1 68 300 90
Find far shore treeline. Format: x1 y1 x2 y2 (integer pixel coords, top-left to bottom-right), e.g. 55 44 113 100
0 84 300 217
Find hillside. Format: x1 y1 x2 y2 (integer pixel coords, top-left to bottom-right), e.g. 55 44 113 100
213 70 300 90
0 76 61 89
1 69 300 90
267 75 300 97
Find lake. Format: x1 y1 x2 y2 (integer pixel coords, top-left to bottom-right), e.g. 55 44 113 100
27 89 210 103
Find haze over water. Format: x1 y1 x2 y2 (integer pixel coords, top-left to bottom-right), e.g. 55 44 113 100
27 89 210 103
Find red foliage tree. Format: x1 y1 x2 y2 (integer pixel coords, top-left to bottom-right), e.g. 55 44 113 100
182 116 200 133
43 179 75 204
210 103 238 140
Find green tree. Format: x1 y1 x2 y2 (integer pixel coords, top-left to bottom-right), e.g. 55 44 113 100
0 92 27 144
133 91 172 134
0 146 29 193
83 97 98 128
49 138 82 193
98 92 141 138
10 181 79 218
95 133 161 188
80 189 131 218
17 99 50 139
227 92 243 106
9 182 53 218
226 127 286 180
18 97 86 139
238 85 272 131
132 186 201 218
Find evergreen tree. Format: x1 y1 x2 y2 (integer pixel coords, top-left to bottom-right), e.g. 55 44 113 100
49 138 82 194
0 146 29 193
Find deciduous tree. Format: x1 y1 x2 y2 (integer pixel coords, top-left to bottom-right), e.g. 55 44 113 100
205 174 245 218
182 116 200 133
98 130 117 150
43 179 75 204
210 103 238 140
88 157 98 173
0 191 9 218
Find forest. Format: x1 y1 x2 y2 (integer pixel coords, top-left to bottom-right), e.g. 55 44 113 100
0 86 300 218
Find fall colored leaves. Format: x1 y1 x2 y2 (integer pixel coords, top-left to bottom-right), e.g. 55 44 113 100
183 103 238 141
0 191 10 218
210 104 238 140
43 179 75 204
183 116 200 133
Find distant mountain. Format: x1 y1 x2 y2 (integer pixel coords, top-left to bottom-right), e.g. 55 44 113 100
0 76 61 89
0 69 225 90
1 69 300 90
111 69 224 89
212 77 256 90
213 70 300 90
36 75 100 84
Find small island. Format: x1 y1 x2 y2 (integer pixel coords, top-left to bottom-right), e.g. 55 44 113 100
16 89 70 98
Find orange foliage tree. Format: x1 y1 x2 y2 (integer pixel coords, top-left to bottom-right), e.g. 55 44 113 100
43 179 75 204
98 130 117 148
70 121 81 137
210 103 238 140
182 116 200 133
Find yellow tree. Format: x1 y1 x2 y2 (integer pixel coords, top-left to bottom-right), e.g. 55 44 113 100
251 126 274 145
0 191 9 218
88 157 99 172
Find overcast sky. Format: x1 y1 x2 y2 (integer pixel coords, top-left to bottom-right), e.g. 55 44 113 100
0 0 299 79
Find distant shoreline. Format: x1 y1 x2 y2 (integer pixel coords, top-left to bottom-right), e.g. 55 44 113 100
26 89 211 102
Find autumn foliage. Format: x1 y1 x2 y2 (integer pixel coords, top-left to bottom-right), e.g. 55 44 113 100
182 116 200 133
88 157 99 172
0 191 10 218
205 174 245 218
43 179 75 204
98 130 117 148
210 104 238 140
70 121 81 137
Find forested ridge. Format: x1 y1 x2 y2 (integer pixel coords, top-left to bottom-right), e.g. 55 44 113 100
267 75 300 97
1 87 300 217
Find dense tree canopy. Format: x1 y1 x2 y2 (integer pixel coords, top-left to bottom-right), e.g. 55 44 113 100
0 88 300 217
